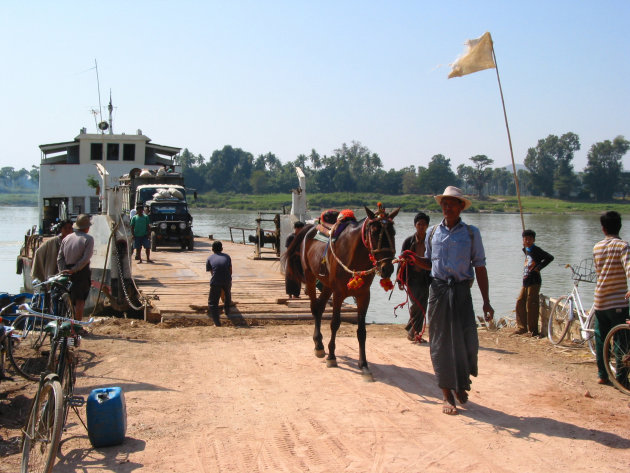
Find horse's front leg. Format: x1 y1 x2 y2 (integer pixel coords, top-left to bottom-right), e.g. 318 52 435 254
326 293 343 368
355 291 374 382
310 284 332 358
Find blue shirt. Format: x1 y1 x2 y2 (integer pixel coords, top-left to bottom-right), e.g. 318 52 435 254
206 252 232 286
424 219 486 282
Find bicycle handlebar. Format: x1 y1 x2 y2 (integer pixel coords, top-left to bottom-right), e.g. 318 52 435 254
31 272 71 289
16 304 94 326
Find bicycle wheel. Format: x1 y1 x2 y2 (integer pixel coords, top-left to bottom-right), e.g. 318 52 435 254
8 324 50 381
57 293 75 320
57 343 76 425
548 295 573 345
603 323 630 396
21 376 64 473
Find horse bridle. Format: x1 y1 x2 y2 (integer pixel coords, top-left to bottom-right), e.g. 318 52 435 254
361 216 396 273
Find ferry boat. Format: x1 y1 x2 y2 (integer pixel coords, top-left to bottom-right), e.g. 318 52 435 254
18 108 181 313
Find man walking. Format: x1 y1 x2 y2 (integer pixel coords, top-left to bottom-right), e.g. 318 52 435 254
57 214 94 321
206 241 232 327
415 186 494 415
593 211 630 386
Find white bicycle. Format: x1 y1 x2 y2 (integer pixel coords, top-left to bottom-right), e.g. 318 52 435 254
548 259 596 355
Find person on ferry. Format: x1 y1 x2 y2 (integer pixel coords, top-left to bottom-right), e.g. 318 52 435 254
57 214 94 321
32 219 73 282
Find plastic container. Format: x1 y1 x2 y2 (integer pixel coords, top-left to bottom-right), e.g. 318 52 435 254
86 387 127 447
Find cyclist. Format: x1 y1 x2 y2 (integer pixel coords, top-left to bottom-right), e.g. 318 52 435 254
593 211 630 385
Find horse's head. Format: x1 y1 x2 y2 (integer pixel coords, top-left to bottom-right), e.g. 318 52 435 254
363 204 400 279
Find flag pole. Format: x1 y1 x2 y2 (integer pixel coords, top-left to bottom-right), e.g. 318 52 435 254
491 47 525 232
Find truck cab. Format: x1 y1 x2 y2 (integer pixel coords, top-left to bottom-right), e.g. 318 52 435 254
145 187 194 251
121 168 194 251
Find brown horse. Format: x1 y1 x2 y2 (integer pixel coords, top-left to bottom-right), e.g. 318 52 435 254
281 205 399 381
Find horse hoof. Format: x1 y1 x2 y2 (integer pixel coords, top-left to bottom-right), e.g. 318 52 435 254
314 348 326 358
326 359 338 368
362 371 374 382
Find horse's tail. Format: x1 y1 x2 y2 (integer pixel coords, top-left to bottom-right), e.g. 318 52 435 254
280 224 313 283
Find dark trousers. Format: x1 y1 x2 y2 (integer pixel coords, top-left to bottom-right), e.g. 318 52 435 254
208 283 231 326
515 284 540 333
595 307 629 381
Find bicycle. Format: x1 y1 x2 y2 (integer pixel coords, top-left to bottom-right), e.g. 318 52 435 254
7 274 75 381
19 305 93 473
548 258 597 355
603 320 630 395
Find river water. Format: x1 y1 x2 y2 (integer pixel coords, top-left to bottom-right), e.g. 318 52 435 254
3 206 627 324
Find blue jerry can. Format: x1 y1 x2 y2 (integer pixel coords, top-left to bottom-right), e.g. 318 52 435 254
86 387 127 447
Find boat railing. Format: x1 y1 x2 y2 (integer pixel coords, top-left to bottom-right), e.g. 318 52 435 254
229 226 257 245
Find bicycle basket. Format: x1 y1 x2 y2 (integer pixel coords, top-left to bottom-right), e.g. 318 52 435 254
572 258 597 283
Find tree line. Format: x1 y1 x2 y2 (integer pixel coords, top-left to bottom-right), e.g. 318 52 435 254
0 166 39 192
176 133 629 202
10 132 629 202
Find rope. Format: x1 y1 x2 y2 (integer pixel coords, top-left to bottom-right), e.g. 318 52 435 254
326 221 378 278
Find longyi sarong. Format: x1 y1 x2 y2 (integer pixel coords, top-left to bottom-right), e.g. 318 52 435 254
428 278 479 392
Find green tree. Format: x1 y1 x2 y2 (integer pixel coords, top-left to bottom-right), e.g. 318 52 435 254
418 155 459 195
488 167 513 195
524 132 580 197
401 166 419 194
207 145 254 193
583 136 630 201
457 155 494 197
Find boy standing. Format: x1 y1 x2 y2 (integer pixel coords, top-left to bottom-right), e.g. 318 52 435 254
514 229 554 337
397 212 432 341
593 211 630 385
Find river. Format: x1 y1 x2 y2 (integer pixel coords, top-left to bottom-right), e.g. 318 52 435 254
3 206 626 324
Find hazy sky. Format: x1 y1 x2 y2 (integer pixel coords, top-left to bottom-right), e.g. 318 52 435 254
2 1 628 174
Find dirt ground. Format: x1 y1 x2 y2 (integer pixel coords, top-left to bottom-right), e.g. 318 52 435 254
1 317 629 473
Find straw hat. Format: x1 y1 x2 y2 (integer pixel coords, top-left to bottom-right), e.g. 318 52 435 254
73 214 92 230
434 186 472 211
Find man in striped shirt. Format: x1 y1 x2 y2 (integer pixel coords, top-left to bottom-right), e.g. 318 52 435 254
593 211 630 385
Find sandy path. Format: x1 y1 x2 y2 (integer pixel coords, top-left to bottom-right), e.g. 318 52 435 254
1 320 629 472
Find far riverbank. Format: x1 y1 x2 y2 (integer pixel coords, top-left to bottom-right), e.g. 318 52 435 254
2 192 628 213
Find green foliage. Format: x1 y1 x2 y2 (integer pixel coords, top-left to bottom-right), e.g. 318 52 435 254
524 132 580 197
86 175 100 189
418 155 459 194
583 136 630 201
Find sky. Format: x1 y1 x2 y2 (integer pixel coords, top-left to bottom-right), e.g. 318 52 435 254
1 1 628 174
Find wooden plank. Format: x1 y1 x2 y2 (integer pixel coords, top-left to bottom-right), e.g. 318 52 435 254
134 237 357 323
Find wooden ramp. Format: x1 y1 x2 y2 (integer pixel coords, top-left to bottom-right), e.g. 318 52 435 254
133 238 358 324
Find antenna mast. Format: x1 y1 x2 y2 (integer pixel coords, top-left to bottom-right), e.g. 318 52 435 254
108 90 114 134
95 59 103 130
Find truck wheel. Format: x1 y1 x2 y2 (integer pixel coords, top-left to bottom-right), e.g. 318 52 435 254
151 233 157 252
187 238 194 251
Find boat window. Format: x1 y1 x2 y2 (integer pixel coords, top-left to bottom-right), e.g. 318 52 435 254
123 143 135 161
107 143 120 161
91 143 103 161
89 197 100 213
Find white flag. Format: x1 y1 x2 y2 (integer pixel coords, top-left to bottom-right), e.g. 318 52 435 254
448 32 495 79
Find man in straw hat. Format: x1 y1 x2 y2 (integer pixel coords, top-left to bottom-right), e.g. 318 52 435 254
58 214 94 321
414 186 494 415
